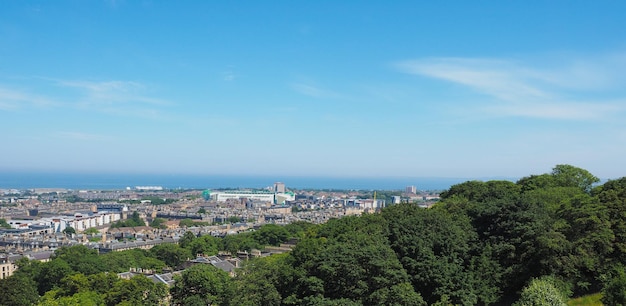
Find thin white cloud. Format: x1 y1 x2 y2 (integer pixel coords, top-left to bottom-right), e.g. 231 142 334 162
223 71 236 81
485 101 624 120
0 78 172 120
56 131 111 141
291 83 345 99
0 86 59 110
52 78 173 120
58 80 170 106
395 54 626 120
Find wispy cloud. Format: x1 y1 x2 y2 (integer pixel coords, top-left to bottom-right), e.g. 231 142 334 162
58 80 169 107
56 79 172 119
56 131 111 141
0 78 172 120
291 83 345 100
0 86 59 110
223 71 236 81
395 54 626 120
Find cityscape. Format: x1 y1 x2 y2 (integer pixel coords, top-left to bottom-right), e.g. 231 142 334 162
1 181 439 278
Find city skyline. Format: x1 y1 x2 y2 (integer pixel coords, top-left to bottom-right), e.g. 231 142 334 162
1 2 626 180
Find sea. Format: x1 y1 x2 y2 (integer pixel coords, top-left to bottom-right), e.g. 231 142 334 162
0 172 484 191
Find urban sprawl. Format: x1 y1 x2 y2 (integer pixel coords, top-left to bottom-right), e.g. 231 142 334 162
0 182 440 281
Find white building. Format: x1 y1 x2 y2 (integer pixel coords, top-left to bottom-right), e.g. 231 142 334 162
8 211 122 233
211 190 295 205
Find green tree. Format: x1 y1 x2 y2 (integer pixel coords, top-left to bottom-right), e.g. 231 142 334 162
368 282 427 306
514 278 567 306
150 217 167 229
106 275 168 306
149 243 192 268
252 224 290 246
0 218 11 229
603 266 626 306
556 194 613 292
88 272 122 295
179 231 196 249
53 245 106 275
551 164 599 193
228 216 242 223
0 273 39 306
284 221 317 239
38 290 104 306
221 232 260 255
83 227 100 235
517 174 557 193
383 203 482 305
595 177 626 263
37 258 73 295
188 235 220 257
101 248 166 273
170 264 233 306
231 258 284 306
110 211 145 228
62 226 76 235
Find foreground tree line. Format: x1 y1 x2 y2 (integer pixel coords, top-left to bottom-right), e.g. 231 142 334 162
3 164 626 305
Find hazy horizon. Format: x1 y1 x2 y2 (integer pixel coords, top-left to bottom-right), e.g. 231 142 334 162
0 171 512 191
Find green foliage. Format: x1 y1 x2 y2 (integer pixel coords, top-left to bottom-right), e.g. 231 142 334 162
595 177 626 263
0 218 11 229
39 290 104 306
188 234 220 257
231 255 291 306
284 221 318 239
179 218 210 227
551 164 600 193
53 245 106 275
283 212 426 305
567 293 603 306
150 217 167 229
37 258 73 295
602 265 626 306
221 232 261 254
83 227 100 235
0 273 39 306
383 203 481 305
105 275 168 306
63 194 84 203
62 226 76 235
149 243 192 268
514 277 568 306
179 231 196 249
252 224 290 246
110 211 145 228
170 264 233 306
101 248 166 273
227 216 242 223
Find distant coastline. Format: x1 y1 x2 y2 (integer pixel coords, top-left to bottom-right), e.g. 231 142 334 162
0 172 491 191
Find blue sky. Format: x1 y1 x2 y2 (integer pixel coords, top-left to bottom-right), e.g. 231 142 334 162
1 1 626 180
